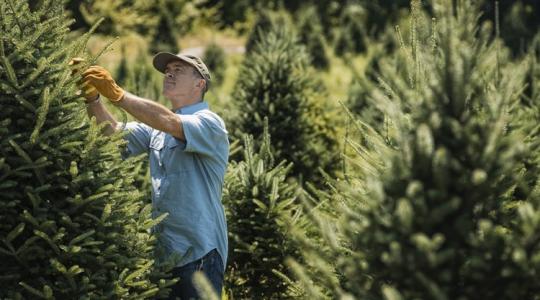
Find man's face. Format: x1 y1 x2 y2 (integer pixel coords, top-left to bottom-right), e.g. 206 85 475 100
162 60 204 100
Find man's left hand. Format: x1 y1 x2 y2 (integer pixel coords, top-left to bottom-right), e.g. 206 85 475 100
69 57 99 102
82 66 125 102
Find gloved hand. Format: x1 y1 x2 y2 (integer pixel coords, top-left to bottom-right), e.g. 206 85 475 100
69 57 99 102
82 66 125 102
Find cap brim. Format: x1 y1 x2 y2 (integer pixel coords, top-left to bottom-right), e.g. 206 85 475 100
152 52 189 73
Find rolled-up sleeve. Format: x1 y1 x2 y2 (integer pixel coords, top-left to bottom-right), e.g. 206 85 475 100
181 112 228 157
123 122 152 157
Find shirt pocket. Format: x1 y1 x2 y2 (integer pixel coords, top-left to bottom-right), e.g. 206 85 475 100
165 137 196 174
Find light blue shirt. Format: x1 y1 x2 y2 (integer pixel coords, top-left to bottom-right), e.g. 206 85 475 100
123 101 229 269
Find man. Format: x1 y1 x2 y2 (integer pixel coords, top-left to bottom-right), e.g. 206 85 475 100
74 53 229 299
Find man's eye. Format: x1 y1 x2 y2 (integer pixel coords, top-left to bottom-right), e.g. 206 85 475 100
166 67 185 74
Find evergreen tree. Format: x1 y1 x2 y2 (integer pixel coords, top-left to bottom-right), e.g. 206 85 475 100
292 1 540 299
115 48 164 105
79 0 149 35
0 1 172 298
231 26 340 185
148 0 180 54
357 0 413 36
202 42 226 86
510 33 540 218
79 0 203 52
244 10 291 54
223 128 305 299
481 1 540 56
523 34 540 106
345 75 389 144
296 6 329 70
334 4 367 56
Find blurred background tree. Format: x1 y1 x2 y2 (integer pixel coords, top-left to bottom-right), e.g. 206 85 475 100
229 25 340 186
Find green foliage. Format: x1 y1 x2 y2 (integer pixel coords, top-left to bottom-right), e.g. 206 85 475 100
148 0 180 54
523 34 540 106
203 42 226 86
231 25 340 185
223 129 305 299
346 75 385 135
511 33 540 218
292 1 540 299
334 4 367 57
0 1 172 298
481 1 540 56
357 0 413 36
244 10 292 54
76 0 206 52
296 6 329 70
115 47 164 104
193 272 220 300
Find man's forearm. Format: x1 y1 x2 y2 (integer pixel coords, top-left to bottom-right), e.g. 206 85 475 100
115 92 184 140
86 96 119 136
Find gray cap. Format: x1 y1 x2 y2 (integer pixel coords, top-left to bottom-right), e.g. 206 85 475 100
152 52 211 92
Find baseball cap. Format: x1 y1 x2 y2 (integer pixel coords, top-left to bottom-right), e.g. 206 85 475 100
152 52 212 92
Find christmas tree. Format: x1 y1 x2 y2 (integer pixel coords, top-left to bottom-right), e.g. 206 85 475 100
202 42 226 87
223 127 306 299
230 25 340 185
296 6 329 70
148 0 180 54
244 10 291 55
291 0 540 298
115 47 164 106
334 4 367 57
0 1 172 298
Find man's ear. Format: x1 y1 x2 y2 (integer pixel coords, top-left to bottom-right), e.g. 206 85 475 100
198 79 206 90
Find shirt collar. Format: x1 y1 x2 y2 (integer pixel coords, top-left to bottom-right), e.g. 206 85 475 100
174 101 208 115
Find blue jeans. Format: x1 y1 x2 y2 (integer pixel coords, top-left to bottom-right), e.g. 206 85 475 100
167 249 224 300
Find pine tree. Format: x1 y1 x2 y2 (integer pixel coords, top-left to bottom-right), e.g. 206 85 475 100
202 42 226 86
510 33 540 219
244 10 291 54
148 0 180 54
223 127 306 299
334 4 367 56
79 0 150 35
523 34 540 106
0 1 173 298
115 48 164 105
79 0 203 52
231 26 340 185
291 1 540 299
296 6 329 70
346 75 383 130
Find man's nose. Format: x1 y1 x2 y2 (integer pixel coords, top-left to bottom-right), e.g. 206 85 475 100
166 72 174 78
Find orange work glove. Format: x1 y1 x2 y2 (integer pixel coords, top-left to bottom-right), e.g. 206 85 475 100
69 57 99 102
82 66 125 102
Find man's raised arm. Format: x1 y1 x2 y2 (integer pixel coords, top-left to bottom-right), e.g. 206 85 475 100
85 95 120 136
